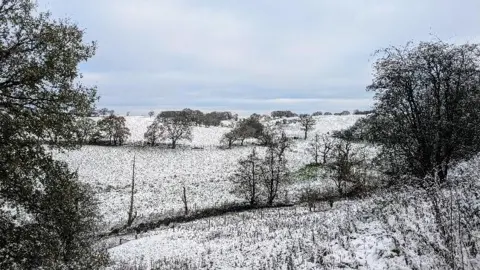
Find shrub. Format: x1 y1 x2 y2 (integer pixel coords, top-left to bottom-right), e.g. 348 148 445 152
363 41 480 184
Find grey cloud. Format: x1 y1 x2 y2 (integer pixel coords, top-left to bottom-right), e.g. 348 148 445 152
41 0 480 114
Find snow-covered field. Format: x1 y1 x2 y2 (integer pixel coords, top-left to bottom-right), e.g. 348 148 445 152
54 115 480 269
56 115 362 229
108 155 480 269
109 199 398 269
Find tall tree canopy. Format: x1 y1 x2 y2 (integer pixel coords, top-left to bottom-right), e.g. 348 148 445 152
365 41 480 184
0 0 106 268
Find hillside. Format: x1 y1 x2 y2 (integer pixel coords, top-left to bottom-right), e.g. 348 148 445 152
55 115 480 269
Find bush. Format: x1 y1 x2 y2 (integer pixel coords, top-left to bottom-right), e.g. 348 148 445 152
298 184 339 211
363 41 480 184
331 117 372 142
374 157 480 269
324 140 369 196
157 109 235 127
271 110 298 118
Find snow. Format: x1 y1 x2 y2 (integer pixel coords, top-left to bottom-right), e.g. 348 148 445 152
92 116 231 146
51 115 480 269
56 115 363 229
108 199 407 269
55 115 442 269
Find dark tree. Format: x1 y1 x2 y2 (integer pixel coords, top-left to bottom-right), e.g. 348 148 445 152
144 120 164 146
258 125 275 147
230 148 262 205
271 110 297 118
237 125 256 145
326 140 367 196
353 109 375 115
188 109 205 125
300 115 316 140
97 115 130 145
75 117 97 144
250 113 261 120
220 129 238 149
259 129 291 206
148 111 155 118
0 0 107 268
235 116 264 145
158 110 181 118
307 133 322 165
365 41 480 183
318 134 335 165
261 140 290 206
99 108 110 116
157 114 193 149
268 129 291 157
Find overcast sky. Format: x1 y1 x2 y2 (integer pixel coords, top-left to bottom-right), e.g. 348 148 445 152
40 0 480 115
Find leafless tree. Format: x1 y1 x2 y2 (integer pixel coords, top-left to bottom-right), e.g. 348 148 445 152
230 148 262 205
272 130 291 158
261 145 290 206
307 133 321 165
307 133 335 165
148 111 155 118
259 131 291 206
320 134 335 165
326 140 368 196
300 115 316 140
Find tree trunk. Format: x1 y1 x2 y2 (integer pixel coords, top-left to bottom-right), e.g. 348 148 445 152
304 129 308 140
250 163 256 205
181 186 188 216
127 155 136 226
172 139 176 149
267 193 274 206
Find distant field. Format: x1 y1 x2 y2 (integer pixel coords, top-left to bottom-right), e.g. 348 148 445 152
55 115 363 229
